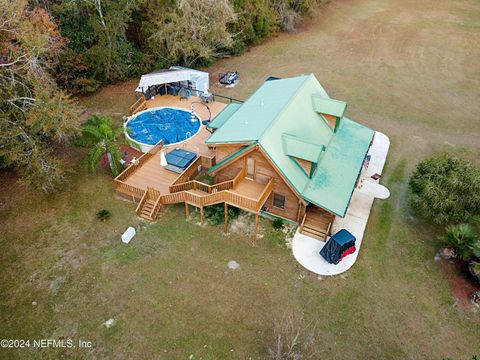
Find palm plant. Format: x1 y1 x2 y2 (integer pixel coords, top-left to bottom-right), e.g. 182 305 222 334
79 115 125 177
96 209 112 222
442 224 478 260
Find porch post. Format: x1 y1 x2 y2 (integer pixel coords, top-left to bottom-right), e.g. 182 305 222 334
185 202 189 219
252 213 259 246
200 207 204 225
224 203 228 233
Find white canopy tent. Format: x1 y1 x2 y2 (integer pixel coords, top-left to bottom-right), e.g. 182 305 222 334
135 66 210 95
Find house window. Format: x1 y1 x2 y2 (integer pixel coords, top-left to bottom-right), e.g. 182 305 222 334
273 193 286 209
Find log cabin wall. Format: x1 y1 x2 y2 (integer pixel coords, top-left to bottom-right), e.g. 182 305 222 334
215 144 243 162
214 146 306 222
292 157 313 177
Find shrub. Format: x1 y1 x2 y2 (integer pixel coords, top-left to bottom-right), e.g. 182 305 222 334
469 261 480 282
409 153 480 224
195 171 215 185
442 224 479 260
204 204 240 225
272 218 284 230
96 209 112 222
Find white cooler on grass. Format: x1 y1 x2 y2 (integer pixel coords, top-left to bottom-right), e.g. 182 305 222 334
122 227 136 244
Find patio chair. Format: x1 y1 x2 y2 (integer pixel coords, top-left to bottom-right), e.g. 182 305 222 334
179 88 191 101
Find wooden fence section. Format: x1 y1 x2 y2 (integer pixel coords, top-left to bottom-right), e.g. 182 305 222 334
232 168 245 188
222 191 257 211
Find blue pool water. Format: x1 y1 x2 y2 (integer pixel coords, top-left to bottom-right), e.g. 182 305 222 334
126 107 200 146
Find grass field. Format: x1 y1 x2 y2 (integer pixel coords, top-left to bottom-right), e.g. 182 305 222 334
1 0 480 358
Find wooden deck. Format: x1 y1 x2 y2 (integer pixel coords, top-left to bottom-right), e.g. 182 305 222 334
230 179 267 200
116 95 274 211
123 153 178 194
116 95 273 243
122 95 227 193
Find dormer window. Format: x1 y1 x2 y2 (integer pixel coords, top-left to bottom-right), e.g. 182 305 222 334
311 95 347 133
320 113 338 131
291 157 316 178
282 133 324 179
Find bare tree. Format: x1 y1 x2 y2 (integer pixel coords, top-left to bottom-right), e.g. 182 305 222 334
266 313 319 360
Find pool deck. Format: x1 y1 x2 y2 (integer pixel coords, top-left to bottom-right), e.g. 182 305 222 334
122 95 226 194
143 95 225 156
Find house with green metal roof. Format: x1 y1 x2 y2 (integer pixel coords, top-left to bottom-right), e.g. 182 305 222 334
205 74 374 239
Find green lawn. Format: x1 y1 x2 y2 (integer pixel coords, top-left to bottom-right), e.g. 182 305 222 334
1 0 480 358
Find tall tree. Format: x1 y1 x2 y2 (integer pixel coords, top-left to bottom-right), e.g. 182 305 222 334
0 0 79 192
145 0 237 66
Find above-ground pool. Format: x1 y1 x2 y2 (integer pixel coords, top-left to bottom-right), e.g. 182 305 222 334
125 107 201 152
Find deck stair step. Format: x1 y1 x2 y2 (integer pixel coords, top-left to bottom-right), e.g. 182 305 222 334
301 227 328 241
300 206 334 241
137 190 161 220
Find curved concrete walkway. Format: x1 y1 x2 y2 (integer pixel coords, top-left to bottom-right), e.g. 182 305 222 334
292 132 390 276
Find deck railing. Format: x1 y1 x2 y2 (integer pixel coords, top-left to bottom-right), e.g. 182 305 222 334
135 189 149 214
118 175 273 218
255 177 274 211
170 156 203 187
161 191 186 205
163 176 272 213
115 140 163 182
169 167 243 194
232 167 245 188
114 141 163 200
223 191 257 211
299 213 307 233
114 180 145 201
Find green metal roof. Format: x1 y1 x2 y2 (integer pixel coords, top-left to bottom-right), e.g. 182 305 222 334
206 75 313 144
207 143 255 173
311 95 347 118
206 103 242 130
282 133 325 163
205 74 374 217
303 118 373 216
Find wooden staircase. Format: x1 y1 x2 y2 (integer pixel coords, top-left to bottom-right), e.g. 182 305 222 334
136 187 162 220
130 97 147 115
300 206 334 241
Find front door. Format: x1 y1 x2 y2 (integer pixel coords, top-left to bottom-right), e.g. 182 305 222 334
246 156 255 180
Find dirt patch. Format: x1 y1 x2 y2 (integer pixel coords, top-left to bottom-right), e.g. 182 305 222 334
56 249 86 271
439 259 479 310
228 212 264 242
49 276 66 295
